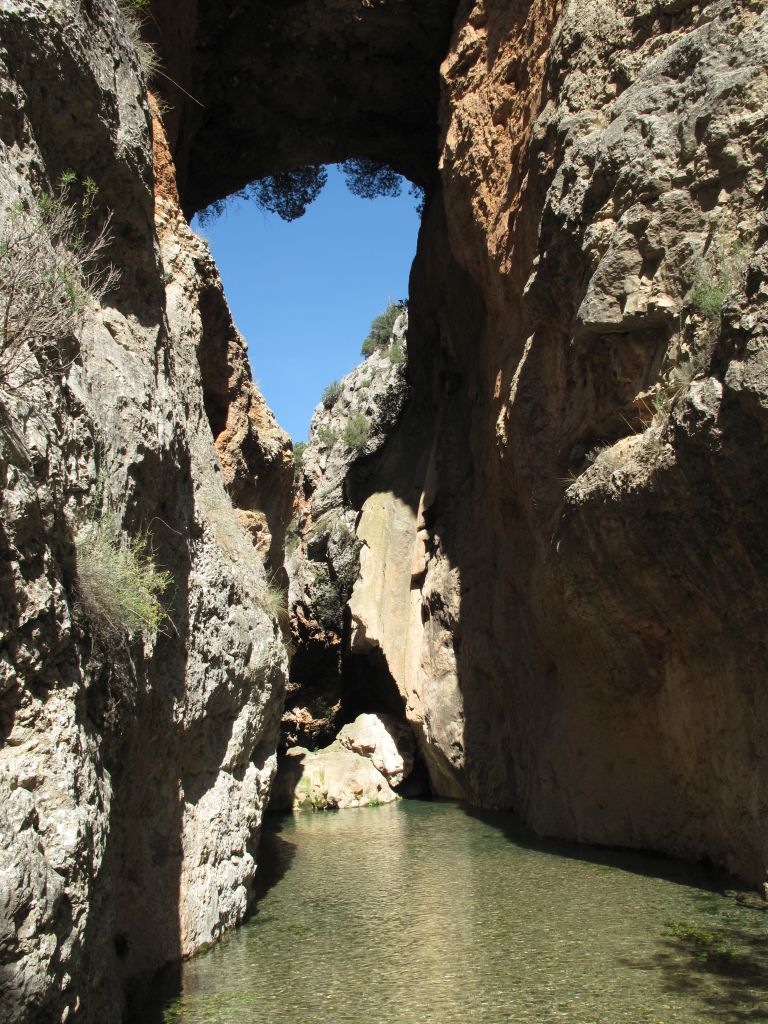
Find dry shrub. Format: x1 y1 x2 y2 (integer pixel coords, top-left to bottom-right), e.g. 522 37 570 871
0 176 117 395
76 516 171 641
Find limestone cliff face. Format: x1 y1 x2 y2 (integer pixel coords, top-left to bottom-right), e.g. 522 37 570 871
0 3 292 1021
152 0 768 887
286 316 409 744
354 0 768 882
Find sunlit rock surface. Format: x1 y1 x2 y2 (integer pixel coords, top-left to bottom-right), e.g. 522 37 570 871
287 314 409 732
336 713 416 788
271 744 398 811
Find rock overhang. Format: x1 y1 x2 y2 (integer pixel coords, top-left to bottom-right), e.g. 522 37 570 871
148 0 461 216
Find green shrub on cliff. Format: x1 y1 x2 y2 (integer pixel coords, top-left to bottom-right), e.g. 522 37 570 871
293 441 307 474
342 412 369 450
317 425 337 447
361 300 407 357
322 379 342 409
387 339 405 365
688 239 749 321
75 516 171 641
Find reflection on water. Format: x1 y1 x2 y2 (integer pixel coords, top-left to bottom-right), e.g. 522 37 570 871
147 801 768 1024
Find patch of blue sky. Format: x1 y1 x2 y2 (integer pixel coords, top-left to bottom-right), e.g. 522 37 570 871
193 163 420 442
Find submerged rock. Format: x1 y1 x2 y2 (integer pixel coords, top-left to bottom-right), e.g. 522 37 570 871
271 744 398 811
336 713 415 787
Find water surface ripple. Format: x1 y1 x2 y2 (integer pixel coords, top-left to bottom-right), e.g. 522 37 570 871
154 800 768 1024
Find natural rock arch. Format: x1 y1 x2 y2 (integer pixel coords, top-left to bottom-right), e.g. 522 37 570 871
148 0 460 215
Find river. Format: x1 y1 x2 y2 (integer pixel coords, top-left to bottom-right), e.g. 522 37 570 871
148 800 768 1023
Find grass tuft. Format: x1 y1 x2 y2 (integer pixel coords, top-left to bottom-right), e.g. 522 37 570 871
258 581 289 625
688 239 750 322
117 0 160 80
322 380 342 410
75 516 171 641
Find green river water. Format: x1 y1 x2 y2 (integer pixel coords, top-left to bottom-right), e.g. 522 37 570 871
149 800 768 1024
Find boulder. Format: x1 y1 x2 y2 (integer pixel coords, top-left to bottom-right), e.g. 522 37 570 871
336 713 415 787
270 745 398 811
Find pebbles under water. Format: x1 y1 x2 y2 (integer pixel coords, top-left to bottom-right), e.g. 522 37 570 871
148 800 768 1024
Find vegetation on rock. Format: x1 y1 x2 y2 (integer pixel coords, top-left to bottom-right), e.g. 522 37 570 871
0 174 117 396
293 441 307 472
258 580 289 625
75 516 171 640
117 0 159 79
322 379 343 409
342 412 370 450
688 238 750 322
317 425 338 447
361 300 407 357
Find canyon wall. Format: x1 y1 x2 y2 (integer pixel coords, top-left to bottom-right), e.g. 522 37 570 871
268 0 768 883
286 313 410 744
0 3 292 1021
354 0 768 882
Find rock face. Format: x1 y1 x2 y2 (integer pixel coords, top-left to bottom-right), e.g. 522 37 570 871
283 0 768 887
374 0 768 882
287 315 409 732
270 743 398 811
0 4 292 1022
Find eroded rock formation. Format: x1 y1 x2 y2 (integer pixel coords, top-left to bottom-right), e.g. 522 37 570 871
374 0 768 882
0 3 291 1021
271 708 418 811
279 0 767 884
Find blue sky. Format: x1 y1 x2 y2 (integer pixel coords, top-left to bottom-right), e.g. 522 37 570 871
194 164 421 442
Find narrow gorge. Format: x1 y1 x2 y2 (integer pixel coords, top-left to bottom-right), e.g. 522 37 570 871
1 0 767 1021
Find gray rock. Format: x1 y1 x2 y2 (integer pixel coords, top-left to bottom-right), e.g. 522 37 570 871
0 5 291 1021
286 313 409 718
